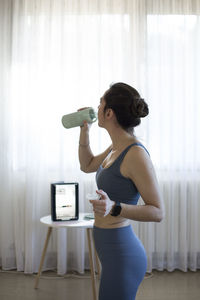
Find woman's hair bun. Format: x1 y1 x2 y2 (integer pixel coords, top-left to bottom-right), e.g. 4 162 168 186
104 82 149 131
131 98 149 118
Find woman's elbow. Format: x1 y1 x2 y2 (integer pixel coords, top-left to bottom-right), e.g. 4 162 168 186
80 164 94 173
155 207 165 222
80 165 89 173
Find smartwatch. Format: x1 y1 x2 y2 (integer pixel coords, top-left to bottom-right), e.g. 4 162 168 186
110 201 122 217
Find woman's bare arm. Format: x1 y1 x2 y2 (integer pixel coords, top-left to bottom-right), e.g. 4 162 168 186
78 121 112 173
119 146 165 222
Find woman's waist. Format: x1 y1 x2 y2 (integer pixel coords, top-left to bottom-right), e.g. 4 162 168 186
94 213 130 229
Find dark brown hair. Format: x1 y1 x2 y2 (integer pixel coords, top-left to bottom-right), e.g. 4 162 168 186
104 82 149 132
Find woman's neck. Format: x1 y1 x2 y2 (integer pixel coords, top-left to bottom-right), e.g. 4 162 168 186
107 127 137 151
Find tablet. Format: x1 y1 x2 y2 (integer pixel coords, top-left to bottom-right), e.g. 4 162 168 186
51 182 79 221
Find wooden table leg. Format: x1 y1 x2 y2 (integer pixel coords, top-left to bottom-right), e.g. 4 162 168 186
34 227 52 289
87 228 97 300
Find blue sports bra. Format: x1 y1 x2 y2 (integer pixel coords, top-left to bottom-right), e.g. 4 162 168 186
96 143 149 205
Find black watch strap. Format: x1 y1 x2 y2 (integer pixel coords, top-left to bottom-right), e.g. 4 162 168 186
110 202 122 216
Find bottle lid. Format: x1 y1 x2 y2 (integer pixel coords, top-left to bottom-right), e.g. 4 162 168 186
89 108 97 122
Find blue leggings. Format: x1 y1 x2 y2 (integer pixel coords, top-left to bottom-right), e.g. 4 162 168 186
93 225 147 300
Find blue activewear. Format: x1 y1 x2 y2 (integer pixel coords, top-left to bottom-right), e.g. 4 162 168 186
93 143 149 300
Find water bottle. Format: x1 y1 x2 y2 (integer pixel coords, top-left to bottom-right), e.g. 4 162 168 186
61 107 97 129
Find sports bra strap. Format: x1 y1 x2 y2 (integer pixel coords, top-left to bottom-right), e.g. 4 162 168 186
117 143 150 164
131 143 150 156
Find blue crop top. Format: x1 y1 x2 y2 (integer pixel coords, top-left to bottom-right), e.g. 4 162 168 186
96 143 149 205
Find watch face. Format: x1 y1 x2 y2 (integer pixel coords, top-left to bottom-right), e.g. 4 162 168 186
111 203 121 216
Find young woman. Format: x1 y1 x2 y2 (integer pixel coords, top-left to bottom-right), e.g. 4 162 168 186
78 82 164 300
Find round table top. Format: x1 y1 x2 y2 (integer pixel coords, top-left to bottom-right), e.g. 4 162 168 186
40 213 94 229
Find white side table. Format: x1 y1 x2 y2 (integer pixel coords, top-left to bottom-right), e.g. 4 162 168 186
34 213 100 300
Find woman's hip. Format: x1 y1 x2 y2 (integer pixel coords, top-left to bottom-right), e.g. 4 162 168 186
93 225 147 261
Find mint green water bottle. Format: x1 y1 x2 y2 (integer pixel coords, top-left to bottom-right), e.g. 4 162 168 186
61 107 97 129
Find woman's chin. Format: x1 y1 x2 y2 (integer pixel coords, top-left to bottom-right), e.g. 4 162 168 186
98 121 103 128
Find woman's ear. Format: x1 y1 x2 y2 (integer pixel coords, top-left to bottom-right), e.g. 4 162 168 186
106 108 113 119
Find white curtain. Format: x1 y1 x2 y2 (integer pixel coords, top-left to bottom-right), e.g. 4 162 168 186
0 0 199 274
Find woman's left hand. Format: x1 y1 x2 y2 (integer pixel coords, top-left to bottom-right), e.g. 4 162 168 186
89 190 115 217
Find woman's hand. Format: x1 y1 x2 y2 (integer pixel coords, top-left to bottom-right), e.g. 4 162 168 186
77 107 92 131
89 190 115 217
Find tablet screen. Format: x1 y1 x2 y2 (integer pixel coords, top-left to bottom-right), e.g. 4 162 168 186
51 182 79 221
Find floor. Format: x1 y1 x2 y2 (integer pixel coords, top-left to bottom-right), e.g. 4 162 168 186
0 269 200 300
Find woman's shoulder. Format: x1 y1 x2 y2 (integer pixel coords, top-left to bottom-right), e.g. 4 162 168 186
120 143 153 182
129 142 149 155
122 142 151 173
126 142 149 160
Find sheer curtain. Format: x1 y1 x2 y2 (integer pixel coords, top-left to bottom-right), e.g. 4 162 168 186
0 0 199 274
